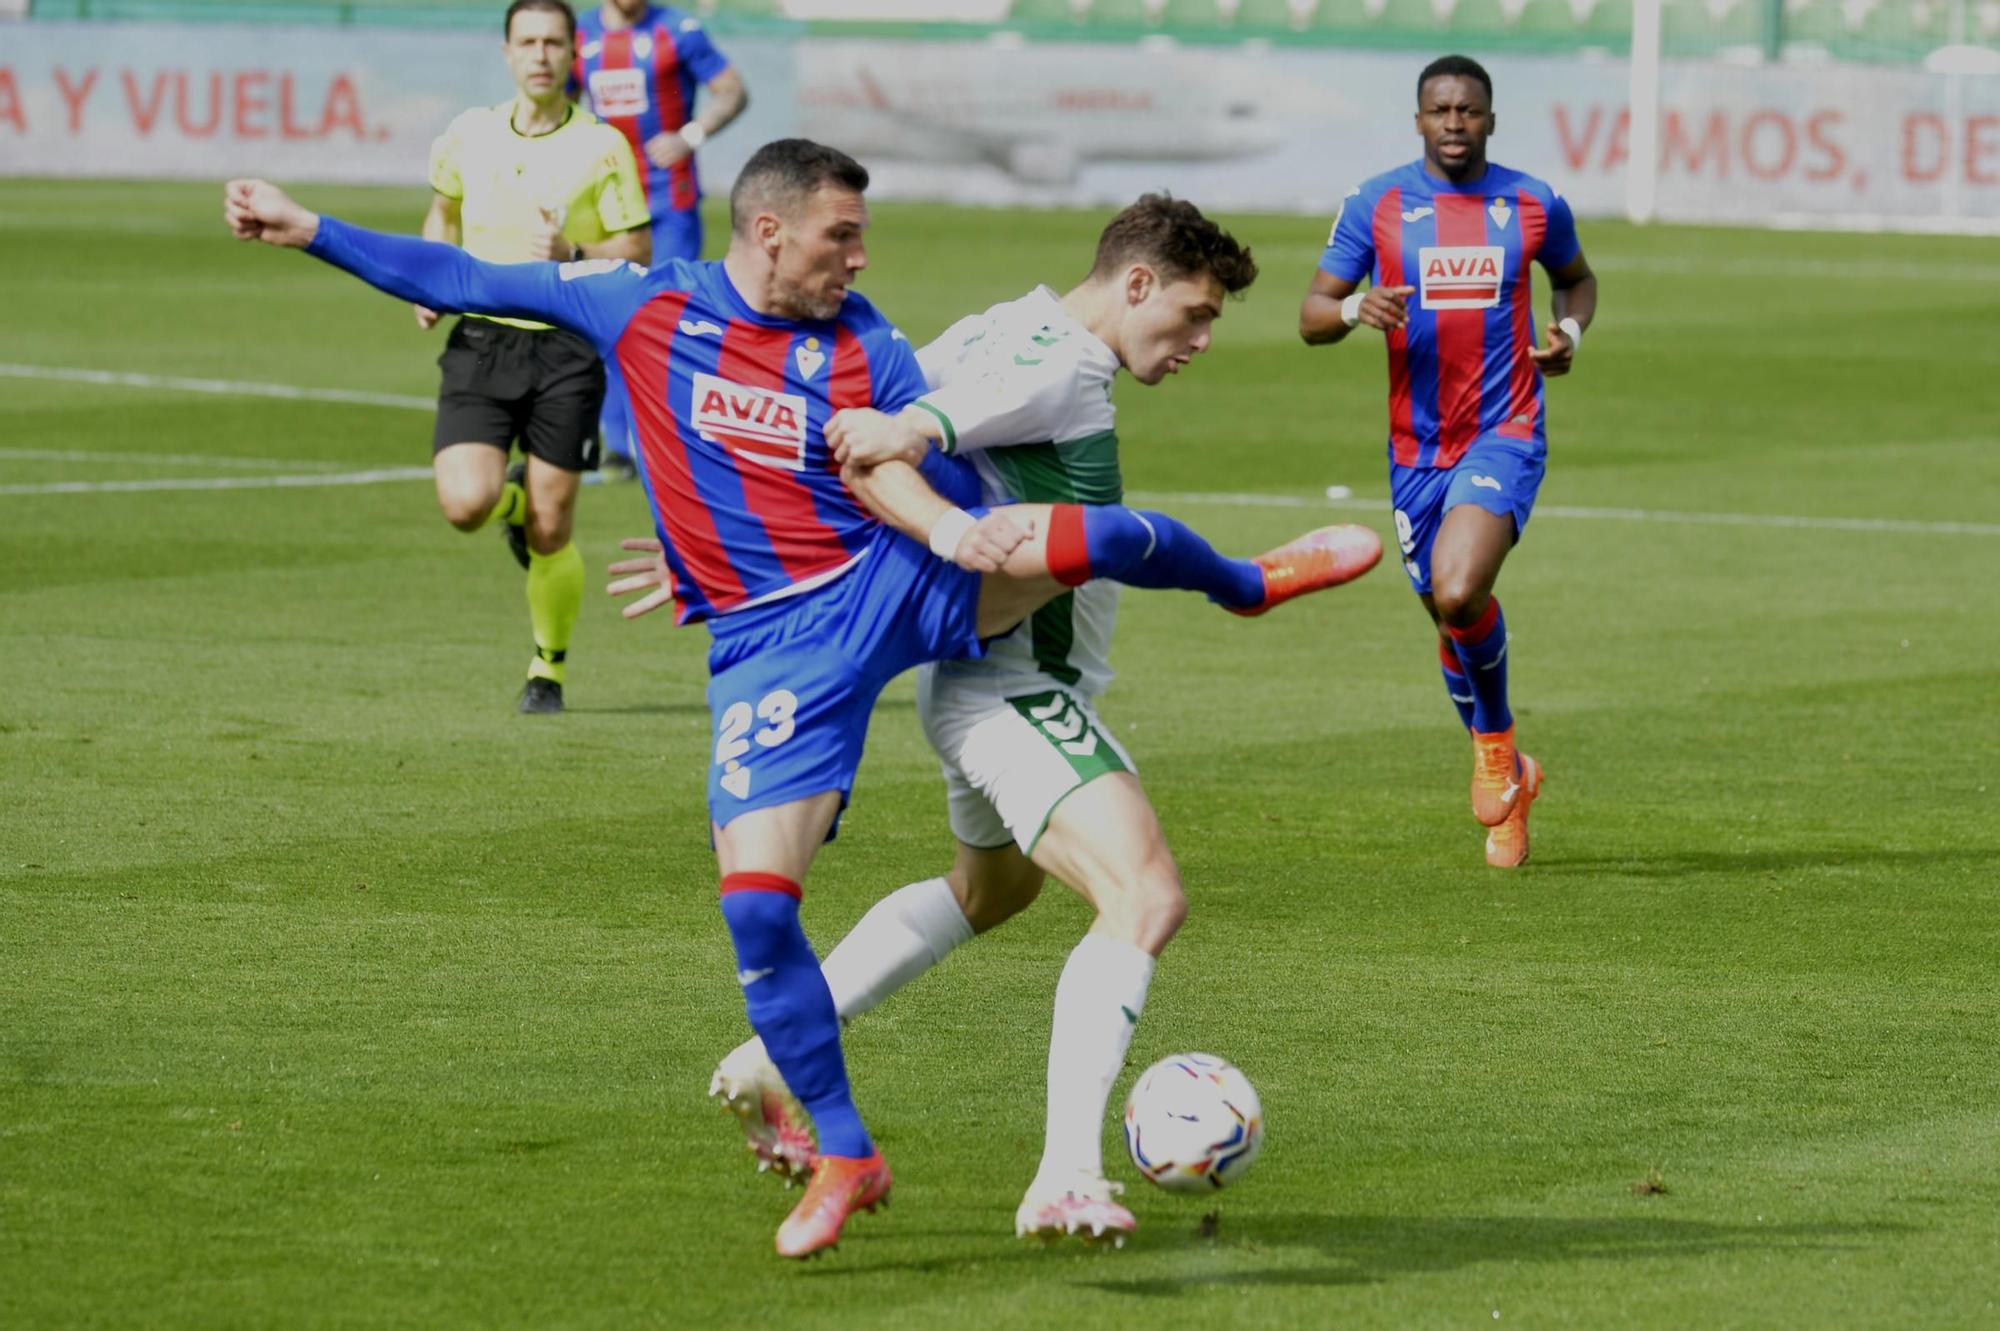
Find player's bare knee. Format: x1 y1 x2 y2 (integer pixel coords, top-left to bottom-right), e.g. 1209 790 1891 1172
437 489 496 532
1432 576 1488 628
526 512 573 556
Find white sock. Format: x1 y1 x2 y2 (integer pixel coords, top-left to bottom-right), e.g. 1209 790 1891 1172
1034 933 1156 1187
821 877 973 1021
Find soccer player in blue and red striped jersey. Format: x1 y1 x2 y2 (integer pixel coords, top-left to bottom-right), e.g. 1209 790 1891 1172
1301 55 1599 868
573 0 747 472
225 140 1364 1258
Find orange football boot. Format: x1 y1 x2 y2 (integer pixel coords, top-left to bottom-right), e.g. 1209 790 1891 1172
1483 750 1543 868
774 1151 892 1259
1471 725 1535 827
1228 524 1383 617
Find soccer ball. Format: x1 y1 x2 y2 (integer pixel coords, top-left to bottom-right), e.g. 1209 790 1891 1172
1122 1052 1264 1192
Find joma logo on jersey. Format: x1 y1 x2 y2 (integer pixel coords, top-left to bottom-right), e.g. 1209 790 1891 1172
692 373 810 472
587 68 649 118
1417 246 1506 310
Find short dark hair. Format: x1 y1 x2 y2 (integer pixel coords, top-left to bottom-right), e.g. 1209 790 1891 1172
1418 54 1492 104
505 0 576 40
729 139 872 235
1087 193 1258 296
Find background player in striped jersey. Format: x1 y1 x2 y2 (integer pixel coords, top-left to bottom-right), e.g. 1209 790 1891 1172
416 0 652 713
706 195 1378 1246
226 141 1360 1258
573 0 748 478
1299 54 1598 867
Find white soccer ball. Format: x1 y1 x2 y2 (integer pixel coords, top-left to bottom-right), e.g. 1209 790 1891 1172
1122 1052 1264 1192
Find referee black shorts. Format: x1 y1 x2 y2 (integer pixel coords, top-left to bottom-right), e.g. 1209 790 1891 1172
433 317 606 473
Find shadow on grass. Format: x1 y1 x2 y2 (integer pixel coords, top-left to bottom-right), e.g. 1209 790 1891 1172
563 698 916 718
1076 1212 1911 1297
1535 847 1997 879
798 1210 1908 1286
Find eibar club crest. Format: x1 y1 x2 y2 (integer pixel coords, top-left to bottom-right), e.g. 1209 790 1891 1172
1489 197 1513 229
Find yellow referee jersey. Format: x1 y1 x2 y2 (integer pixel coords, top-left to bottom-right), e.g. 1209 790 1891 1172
428 98 650 330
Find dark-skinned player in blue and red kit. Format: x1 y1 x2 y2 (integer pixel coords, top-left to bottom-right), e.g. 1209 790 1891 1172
1300 54 1599 868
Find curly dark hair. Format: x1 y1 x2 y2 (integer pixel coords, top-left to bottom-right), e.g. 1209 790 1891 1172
1087 194 1258 296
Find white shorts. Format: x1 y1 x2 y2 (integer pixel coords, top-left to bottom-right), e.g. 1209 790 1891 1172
916 663 1137 854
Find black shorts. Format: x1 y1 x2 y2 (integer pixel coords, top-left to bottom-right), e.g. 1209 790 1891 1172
433 318 606 472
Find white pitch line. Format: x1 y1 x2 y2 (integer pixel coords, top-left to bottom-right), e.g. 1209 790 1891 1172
0 467 434 497
0 362 433 411
0 447 353 472
7 362 1992 537
1127 490 2000 538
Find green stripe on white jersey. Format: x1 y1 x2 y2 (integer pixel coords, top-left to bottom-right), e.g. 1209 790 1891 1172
916 287 1124 697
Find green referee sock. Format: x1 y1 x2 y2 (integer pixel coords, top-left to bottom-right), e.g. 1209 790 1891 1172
525 541 584 685
483 479 527 532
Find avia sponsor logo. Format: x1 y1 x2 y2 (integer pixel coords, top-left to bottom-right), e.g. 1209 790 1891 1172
1417 245 1505 310
587 68 649 118
692 372 810 472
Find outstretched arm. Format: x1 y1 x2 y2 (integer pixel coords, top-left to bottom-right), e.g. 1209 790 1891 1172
224 178 640 352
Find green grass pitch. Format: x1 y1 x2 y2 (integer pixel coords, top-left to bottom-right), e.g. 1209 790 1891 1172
2 180 1997 1329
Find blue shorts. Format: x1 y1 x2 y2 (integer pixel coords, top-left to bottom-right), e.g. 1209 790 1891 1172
704 522 985 830
651 208 702 263
1389 433 1546 594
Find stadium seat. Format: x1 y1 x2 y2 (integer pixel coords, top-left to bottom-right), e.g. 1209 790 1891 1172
1661 0 1762 50
1007 0 1094 26
1159 0 1231 30
1232 0 1317 29
1086 0 1165 26
1778 0 1848 46
1308 0 1389 34
1446 0 1527 39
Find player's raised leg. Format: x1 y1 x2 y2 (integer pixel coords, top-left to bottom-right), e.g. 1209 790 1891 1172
960 501 1380 639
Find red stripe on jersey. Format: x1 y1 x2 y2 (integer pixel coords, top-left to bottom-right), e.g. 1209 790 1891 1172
827 326 873 410
718 322 853 582
598 30 654 210
1372 188 1418 467
1432 193 1489 469
616 292 748 610
652 29 698 211
1500 191 1548 441
826 326 874 488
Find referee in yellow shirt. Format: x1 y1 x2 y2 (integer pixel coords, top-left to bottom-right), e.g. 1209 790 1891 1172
417 0 651 714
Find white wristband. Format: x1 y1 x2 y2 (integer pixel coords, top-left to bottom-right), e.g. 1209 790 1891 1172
1558 316 1583 351
1340 291 1365 328
679 121 708 150
927 507 976 560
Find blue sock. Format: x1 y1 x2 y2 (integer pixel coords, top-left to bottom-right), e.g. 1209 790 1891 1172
1447 597 1512 734
1048 503 1265 608
1438 635 1476 730
599 390 633 463
718 875 872 1159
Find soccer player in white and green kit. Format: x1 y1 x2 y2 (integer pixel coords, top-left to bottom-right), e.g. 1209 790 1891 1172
706 197 1381 1244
